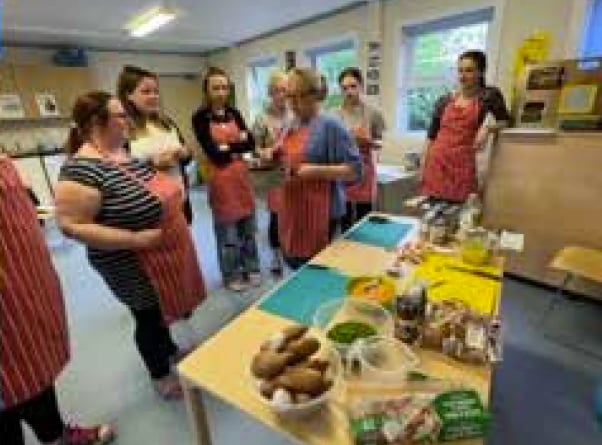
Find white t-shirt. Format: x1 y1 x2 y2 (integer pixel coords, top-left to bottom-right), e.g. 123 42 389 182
129 123 183 177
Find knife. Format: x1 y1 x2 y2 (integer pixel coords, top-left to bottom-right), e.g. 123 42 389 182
445 264 502 281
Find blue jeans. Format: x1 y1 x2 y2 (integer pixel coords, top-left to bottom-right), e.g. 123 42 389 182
214 214 260 283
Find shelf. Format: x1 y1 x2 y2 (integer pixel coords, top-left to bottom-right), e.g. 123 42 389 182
7 149 65 159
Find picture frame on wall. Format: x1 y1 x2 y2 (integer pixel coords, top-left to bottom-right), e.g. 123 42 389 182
367 84 380 96
35 93 60 117
0 94 26 119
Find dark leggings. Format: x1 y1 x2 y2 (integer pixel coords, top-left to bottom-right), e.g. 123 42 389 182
0 386 64 445
129 306 178 380
268 212 280 249
341 201 373 232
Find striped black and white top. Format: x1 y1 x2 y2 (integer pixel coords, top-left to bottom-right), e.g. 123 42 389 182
59 158 163 310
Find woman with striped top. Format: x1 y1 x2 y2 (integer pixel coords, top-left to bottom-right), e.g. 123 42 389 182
55 91 205 399
0 156 115 445
277 68 362 268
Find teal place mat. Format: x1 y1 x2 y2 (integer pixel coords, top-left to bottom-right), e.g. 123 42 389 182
258 266 348 325
344 219 413 249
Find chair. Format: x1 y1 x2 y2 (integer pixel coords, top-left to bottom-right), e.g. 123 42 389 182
540 246 602 359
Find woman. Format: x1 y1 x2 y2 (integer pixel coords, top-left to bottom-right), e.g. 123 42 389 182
421 50 510 202
117 65 194 223
192 67 260 291
277 68 361 268
0 156 115 445
336 67 386 230
251 71 290 276
55 91 205 399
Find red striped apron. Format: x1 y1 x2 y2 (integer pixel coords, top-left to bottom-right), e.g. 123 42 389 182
207 121 255 224
135 171 206 324
345 125 376 203
421 97 481 202
0 157 69 409
278 127 331 259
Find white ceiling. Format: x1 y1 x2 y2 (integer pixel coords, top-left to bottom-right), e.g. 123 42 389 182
3 0 364 54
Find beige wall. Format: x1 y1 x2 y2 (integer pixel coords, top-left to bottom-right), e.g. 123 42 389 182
206 5 370 121
3 47 206 92
204 0 588 160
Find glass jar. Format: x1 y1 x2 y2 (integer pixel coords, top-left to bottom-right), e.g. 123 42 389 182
460 227 491 265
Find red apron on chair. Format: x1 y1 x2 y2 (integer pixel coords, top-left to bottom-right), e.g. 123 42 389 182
421 98 481 202
136 171 206 324
0 158 70 409
207 121 255 224
345 126 376 203
278 127 331 259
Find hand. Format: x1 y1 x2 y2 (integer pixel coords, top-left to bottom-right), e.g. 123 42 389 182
295 163 315 179
473 126 490 152
258 146 274 162
353 127 372 146
133 228 163 249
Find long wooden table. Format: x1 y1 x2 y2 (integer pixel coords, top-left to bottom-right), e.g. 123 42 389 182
178 216 500 445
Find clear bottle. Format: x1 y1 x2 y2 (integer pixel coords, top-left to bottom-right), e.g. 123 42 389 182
458 193 482 240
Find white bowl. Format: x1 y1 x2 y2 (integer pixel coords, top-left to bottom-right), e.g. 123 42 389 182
249 347 342 419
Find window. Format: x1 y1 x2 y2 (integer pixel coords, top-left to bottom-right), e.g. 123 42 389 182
582 0 602 57
306 40 358 109
399 8 494 132
246 56 278 119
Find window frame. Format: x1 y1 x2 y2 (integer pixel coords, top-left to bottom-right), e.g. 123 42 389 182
395 4 502 135
302 35 360 109
580 0 602 58
246 54 280 120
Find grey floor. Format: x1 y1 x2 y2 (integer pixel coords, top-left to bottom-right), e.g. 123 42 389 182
28 187 602 444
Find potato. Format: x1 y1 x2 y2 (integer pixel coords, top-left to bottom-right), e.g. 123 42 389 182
306 358 330 374
275 368 325 396
251 350 294 379
282 325 309 342
286 337 320 363
259 380 277 399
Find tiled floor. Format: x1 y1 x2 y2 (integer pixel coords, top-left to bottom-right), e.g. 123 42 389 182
25 187 602 444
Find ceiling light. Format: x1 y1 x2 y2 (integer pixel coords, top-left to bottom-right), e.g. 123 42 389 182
126 6 177 38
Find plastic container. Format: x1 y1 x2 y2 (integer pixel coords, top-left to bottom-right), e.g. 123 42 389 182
349 336 419 384
313 298 394 359
249 347 342 419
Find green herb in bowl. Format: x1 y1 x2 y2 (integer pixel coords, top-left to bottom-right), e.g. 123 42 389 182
327 321 378 345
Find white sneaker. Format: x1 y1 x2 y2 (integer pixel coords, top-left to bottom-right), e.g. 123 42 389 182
225 278 249 292
248 272 262 287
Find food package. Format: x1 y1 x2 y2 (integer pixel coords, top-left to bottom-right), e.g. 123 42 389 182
349 388 491 444
420 300 502 365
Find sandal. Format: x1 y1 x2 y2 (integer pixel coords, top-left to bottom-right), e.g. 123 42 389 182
62 423 116 445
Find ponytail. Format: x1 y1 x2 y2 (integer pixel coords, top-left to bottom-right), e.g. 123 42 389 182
65 126 84 156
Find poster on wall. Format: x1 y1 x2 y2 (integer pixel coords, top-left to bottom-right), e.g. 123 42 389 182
35 93 60 117
285 50 296 70
0 94 25 119
366 41 382 96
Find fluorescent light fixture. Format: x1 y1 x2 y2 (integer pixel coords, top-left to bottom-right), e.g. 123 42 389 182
126 6 177 38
